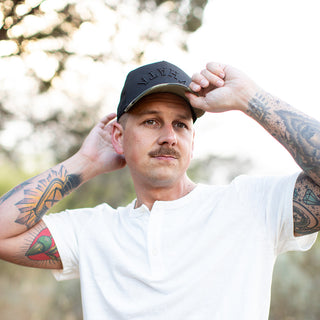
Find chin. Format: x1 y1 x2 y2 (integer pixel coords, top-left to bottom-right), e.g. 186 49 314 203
146 171 183 188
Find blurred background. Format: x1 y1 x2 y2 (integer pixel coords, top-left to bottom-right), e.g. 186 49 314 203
1 0 320 319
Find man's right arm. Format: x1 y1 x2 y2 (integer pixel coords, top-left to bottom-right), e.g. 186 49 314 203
0 113 126 269
0 160 84 269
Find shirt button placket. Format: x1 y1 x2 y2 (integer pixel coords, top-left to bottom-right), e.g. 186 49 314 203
147 208 164 278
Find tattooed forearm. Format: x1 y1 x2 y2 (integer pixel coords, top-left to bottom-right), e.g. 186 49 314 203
293 173 320 236
275 110 320 174
246 93 273 124
293 202 319 235
25 227 60 262
247 92 320 181
0 181 32 206
248 92 320 236
14 165 81 229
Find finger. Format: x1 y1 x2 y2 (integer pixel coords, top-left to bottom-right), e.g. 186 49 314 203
200 69 224 88
98 113 117 128
206 62 226 79
189 72 210 92
189 81 202 92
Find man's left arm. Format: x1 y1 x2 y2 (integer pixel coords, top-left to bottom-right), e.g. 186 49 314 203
247 92 320 236
187 62 320 237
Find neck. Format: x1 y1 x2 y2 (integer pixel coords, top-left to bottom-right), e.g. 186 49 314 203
133 176 196 210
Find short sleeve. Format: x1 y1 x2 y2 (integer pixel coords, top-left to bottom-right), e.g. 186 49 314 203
43 204 107 281
232 172 317 256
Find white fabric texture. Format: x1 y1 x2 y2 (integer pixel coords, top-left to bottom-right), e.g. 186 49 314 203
43 173 317 320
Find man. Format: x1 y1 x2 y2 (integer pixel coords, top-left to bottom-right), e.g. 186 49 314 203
0 60 319 319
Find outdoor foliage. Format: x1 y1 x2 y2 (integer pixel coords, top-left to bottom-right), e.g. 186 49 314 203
1 1 320 319
0 153 252 319
0 0 208 165
270 241 320 320
1 155 320 319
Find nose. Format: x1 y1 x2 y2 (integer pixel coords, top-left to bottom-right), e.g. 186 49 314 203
158 124 177 146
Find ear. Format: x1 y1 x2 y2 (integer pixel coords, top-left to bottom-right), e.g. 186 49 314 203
112 122 125 155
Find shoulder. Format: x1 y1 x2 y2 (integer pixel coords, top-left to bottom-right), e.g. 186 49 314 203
43 202 123 230
231 173 300 193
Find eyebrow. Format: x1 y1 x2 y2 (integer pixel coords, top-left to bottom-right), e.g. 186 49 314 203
136 109 160 116
135 109 192 121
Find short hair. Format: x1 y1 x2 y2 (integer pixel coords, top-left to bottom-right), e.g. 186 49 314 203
117 113 129 129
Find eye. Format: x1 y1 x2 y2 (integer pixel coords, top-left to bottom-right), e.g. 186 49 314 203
174 121 188 129
143 119 159 127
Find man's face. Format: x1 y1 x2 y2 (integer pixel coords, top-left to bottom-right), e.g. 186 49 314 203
119 93 195 188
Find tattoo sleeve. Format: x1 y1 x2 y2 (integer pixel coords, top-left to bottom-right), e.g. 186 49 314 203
247 91 320 236
247 92 320 181
14 165 81 229
293 173 320 235
0 181 32 205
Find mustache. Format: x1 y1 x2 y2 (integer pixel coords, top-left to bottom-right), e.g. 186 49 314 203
148 147 181 159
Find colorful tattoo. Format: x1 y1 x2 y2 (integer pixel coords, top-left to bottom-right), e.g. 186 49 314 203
0 181 31 205
15 166 81 228
25 227 60 261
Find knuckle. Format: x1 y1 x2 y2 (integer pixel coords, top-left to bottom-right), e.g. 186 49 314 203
206 61 214 68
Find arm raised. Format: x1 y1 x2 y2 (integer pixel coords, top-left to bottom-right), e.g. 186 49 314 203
247 92 320 236
0 114 126 267
188 62 320 236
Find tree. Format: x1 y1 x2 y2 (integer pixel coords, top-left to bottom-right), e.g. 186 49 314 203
0 3 212 316
0 3 263 319
0 0 208 166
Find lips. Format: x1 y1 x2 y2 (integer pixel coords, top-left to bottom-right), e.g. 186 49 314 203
148 147 181 159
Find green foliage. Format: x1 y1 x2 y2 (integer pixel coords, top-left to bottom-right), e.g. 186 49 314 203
0 0 209 166
2 1 319 319
2 156 320 319
270 240 320 320
0 150 251 320
138 0 208 32
0 0 208 94
188 153 252 184
0 261 82 320
0 160 31 195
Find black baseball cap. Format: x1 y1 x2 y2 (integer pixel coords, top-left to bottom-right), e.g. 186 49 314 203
117 61 205 122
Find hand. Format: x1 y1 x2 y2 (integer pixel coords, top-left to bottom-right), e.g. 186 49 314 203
78 113 126 176
186 62 260 113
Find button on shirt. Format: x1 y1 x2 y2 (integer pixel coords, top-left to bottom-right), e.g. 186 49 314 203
43 173 317 320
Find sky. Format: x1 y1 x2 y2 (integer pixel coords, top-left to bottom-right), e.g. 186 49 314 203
183 0 320 178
